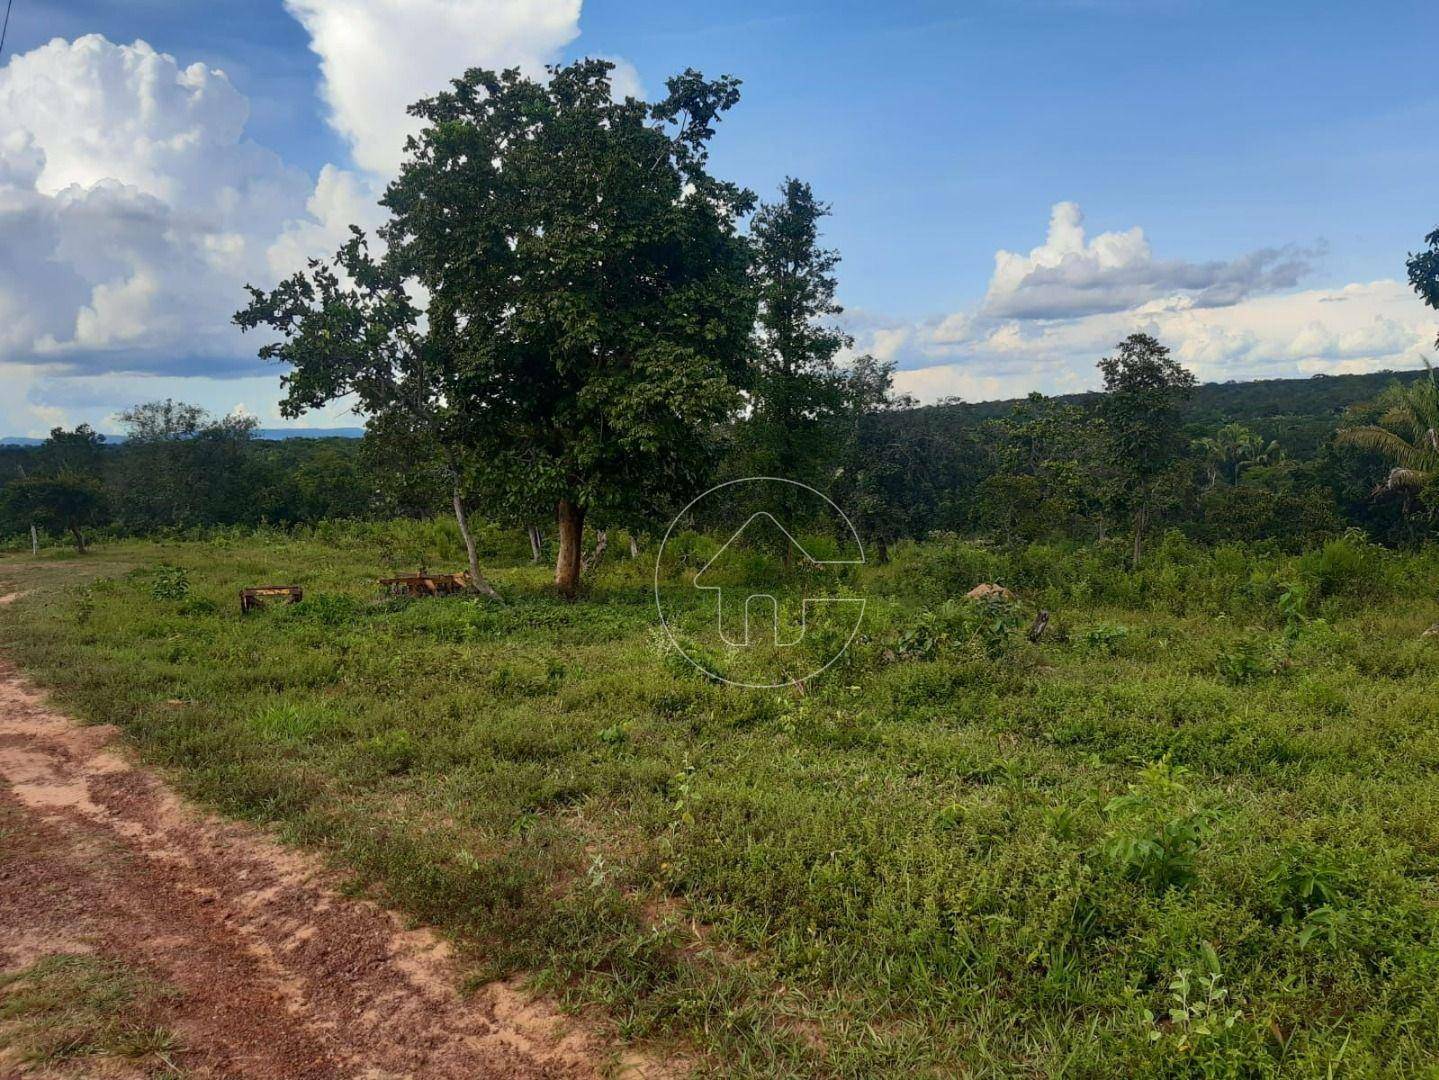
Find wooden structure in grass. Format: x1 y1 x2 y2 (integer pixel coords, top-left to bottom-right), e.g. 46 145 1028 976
379 572 471 597
239 585 303 614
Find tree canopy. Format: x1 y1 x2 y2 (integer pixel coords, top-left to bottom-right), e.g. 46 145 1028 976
240 60 758 598
1097 333 1197 565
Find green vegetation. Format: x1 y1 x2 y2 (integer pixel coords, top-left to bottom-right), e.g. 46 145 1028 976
3 51 1439 1078
0 953 183 1073
7 359 1437 562
239 60 760 599
5 90 1439 566
6 523 1439 1075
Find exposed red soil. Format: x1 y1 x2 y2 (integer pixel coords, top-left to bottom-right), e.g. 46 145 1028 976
0 661 670 1078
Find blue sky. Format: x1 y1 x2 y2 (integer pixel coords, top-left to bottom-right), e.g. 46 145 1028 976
1 0 1437 433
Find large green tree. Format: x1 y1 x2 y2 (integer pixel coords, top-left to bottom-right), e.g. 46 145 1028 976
243 61 757 599
1097 333 1196 566
391 60 755 598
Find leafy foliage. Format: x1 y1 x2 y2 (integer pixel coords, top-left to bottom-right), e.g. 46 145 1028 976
730 178 852 511
1335 359 1439 504
1 474 106 552
5 531 1439 1074
1098 333 1198 565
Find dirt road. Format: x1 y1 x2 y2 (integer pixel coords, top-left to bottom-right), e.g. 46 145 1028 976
0 661 659 1078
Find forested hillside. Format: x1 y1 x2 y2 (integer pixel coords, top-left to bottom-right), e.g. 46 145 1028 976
943 367 1430 455
0 364 1430 554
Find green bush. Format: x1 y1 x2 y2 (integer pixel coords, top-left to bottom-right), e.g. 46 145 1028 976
150 564 190 601
1298 533 1386 598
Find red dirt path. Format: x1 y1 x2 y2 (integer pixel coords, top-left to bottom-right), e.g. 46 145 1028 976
0 660 666 1078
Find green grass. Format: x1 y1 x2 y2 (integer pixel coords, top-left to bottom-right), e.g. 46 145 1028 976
0 953 184 1074
3 524 1439 1076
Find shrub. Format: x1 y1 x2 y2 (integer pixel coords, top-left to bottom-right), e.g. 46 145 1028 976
880 534 1009 604
1297 533 1385 598
150 564 190 601
893 597 1023 661
1215 634 1273 684
1077 623 1129 655
1099 761 1218 891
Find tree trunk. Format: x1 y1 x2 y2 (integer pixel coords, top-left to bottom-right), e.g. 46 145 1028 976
70 525 86 554
582 529 608 576
875 537 890 565
527 525 543 563
451 485 501 600
628 533 639 559
555 499 585 600
1131 505 1147 569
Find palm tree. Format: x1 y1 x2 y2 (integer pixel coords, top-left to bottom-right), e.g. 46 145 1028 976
1335 359 1439 497
1193 422 1281 488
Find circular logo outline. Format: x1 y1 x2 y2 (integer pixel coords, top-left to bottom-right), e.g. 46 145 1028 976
653 476 867 689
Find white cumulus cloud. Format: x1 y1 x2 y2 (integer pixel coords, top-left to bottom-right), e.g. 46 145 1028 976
0 0 628 433
884 278 1435 405
282 0 584 176
982 201 1318 320
857 203 1436 406
0 36 313 379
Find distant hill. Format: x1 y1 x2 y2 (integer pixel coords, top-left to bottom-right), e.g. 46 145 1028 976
905 367 1429 458
940 368 1426 422
251 427 365 441
1 368 1425 456
0 427 365 446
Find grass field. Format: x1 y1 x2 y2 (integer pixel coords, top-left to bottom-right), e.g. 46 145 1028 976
3 522 1439 1077
0 952 183 1073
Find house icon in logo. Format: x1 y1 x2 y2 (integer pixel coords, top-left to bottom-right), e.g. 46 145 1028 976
692 512 864 648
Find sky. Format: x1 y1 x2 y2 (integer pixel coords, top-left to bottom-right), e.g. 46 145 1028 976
1 0 1437 435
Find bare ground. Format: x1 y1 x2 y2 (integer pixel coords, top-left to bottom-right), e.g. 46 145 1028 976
0 660 670 1078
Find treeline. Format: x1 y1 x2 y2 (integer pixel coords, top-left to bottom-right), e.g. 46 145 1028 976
1 359 1430 559
6 58 1438 591
824 367 1430 553
0 401 443 550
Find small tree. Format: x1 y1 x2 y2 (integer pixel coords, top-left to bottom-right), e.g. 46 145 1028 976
734 179 851 538
3 475 106 552
829 355 916 562
1193 422 1281 488
37 425 106 477
1097 333 1196 567
236 234 501 598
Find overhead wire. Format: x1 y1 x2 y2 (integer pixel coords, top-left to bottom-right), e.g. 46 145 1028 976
0 0 15 62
